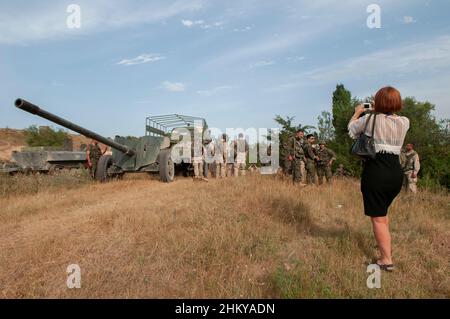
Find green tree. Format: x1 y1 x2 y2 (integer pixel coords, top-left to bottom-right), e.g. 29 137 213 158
317 111 335 142
25 125 69 148
332 84 353 139
328 84 362 175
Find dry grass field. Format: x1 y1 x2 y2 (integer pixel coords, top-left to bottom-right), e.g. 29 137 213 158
0 171 448 298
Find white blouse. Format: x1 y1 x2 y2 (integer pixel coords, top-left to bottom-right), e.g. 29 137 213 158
348 113 410 155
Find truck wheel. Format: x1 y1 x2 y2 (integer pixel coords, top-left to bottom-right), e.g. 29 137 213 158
95 155 113 182
159 149 175 183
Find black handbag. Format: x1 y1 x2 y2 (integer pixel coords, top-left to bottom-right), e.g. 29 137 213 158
350 113 377 160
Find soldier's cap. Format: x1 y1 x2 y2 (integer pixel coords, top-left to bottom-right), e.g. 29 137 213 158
319 141 326 145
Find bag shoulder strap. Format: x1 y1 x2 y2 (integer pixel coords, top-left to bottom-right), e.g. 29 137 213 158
363 113 373 133
371 113 377 137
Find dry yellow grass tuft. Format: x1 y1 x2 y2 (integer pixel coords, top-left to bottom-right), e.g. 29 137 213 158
0 172 448 298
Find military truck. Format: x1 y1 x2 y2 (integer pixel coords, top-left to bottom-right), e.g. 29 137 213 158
14 99 207 182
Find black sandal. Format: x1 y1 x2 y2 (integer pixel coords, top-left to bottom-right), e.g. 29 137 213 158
376 262 395 272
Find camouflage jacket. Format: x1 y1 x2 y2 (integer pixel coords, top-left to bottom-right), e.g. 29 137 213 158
287 136 305 159
303 142 317 161
88 144 102 161
400 150 420 173
316 147 336 165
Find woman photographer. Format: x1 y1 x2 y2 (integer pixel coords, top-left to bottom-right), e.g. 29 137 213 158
348 87 410 271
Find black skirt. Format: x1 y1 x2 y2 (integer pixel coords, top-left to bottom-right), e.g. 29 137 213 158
361 153 403 217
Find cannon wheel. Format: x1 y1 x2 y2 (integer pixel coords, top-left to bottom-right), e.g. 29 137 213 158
159 149 175 183
95 155 113 182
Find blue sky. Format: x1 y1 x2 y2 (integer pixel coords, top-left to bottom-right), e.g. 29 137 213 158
1 0 449 137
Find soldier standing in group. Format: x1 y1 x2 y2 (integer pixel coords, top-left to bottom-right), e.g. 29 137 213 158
192 130 204 180
316 141 336 185
215 134 228 178
86 139 106 178
400 143 421 194
287 129 306 184
203 138 214 180
233 133 249 177
303 134 319 185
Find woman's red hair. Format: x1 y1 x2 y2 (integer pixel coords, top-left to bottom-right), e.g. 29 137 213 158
374 86 403 114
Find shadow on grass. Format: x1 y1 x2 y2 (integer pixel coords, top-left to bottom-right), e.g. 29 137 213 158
268 197 373 258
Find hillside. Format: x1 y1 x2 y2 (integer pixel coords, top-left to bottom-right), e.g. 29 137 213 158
0 128 108 162
0 173 448 298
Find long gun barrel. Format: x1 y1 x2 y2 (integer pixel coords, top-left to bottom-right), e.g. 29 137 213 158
15 99 136 156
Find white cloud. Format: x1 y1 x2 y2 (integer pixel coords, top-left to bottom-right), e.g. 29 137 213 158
402 16 416 24
0 0 204 44
181 19 224 30
233 25 253 32
181 19 204 27
197 86 233 97
181 19 194 27
286 56 305 62
307 36 450 82
117 54 165 66
270 35 450 92
249 60 275 68
161 81 186 92
202 0 405 69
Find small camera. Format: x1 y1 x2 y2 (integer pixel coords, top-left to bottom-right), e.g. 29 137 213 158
363 102 373 110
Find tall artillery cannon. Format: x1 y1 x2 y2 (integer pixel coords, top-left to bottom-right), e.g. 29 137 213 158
15 99 208 182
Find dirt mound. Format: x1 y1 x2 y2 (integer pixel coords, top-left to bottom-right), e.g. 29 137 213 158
0 129 26 162
0 128 108 162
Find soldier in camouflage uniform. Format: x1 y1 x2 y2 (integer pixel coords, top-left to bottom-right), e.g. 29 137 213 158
287 129 306 184
215 134 228 178
86 139 104 178
316 141 336 185
192 128 204 180
233 133 249 177
303 134 319 185
203 138 214 179
400 143 421 194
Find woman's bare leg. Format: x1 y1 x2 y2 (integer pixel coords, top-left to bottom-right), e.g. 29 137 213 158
371 217 393 265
